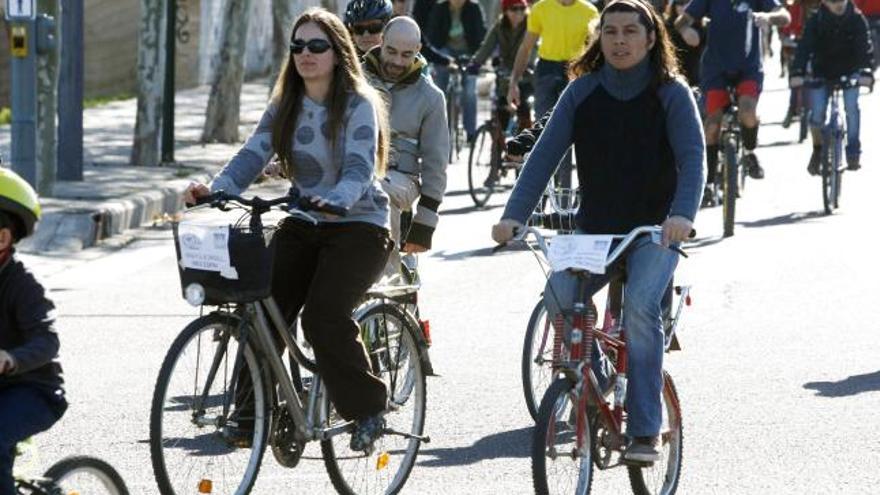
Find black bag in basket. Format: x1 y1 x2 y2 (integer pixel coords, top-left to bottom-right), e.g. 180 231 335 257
173 223 275 305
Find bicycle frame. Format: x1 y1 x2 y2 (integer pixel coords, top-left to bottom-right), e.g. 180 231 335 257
520 226 686 462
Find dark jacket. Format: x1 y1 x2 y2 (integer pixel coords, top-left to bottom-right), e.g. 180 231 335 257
0 253 65 398
666 17 705 87
791 2 875 79
426 0 487 55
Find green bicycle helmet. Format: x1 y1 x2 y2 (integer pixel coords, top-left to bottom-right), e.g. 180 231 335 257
0 167 41 240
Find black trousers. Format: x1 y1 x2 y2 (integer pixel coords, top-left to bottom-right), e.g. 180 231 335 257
270 217 393 420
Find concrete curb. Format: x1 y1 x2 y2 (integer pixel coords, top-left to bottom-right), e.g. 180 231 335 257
19 171 213 253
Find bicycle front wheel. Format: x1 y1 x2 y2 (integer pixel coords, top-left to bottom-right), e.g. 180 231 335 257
322 303 427 495
150 313 269 495
721 138 739 238
532 378 593 495
468 124 496 207
44 456 129 495
628 371 684 495
522 299 556 421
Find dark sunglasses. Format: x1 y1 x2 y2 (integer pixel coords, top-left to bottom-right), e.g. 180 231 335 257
506 5 526 12
350 22 385 35
826 0 845 3
290 38 333 55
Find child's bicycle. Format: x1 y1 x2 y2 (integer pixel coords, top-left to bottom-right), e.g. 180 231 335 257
149 189 431 495
14 439 128 494
503 225 691 495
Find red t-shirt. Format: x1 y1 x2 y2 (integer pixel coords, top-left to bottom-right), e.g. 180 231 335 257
855 0 880 16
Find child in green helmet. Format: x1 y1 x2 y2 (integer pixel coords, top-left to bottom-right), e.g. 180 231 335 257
0 167 67 494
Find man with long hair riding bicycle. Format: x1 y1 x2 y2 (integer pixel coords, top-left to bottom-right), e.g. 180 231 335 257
492 0 705 463
362 17 450 281
675 0 790 190
790 0 875 173
185 8 395 453
0 168 67 494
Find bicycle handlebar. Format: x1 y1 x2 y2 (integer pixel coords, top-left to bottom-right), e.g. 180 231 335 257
192 189 348 217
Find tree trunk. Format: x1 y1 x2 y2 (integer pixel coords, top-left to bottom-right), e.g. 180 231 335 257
201 0 251 144
270 0 320 92
36 0 60 195
132 0 166 167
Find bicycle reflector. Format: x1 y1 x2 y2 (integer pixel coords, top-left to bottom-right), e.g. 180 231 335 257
198 479 213 493
185 283 206 307
420 319 432 346
376 451 390 471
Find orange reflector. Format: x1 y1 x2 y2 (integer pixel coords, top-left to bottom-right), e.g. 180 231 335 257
198 479 213 493
685 295 692 306
421 320 432 346
376 452 390 470
68 492 81 495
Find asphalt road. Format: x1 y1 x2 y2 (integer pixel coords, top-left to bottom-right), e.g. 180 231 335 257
17 60 880 494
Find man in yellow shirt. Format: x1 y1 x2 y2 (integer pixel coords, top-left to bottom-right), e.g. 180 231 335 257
508 0 599 188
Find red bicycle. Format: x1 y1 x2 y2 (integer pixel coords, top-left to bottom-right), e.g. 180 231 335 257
510 225 688 495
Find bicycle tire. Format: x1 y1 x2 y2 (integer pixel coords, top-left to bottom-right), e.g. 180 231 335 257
150 313 269 495
522 298 554 421
532 377 593 495
322 303 427 495
833 129 843 210
627 371 684 495
468 124 496 207
721 138 739 237
44 455 129 495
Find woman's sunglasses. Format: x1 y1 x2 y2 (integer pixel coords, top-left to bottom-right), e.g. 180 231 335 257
290 38 333 55
506 6 526 12
350 22 385 35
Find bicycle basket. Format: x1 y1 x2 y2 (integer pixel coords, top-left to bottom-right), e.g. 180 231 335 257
172 222 276 305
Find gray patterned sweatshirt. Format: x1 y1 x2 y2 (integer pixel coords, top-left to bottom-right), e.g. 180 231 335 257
210 92 390 229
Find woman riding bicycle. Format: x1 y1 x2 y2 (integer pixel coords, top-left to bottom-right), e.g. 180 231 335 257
492 0 704 463
469 0 535 133
184 8 394 453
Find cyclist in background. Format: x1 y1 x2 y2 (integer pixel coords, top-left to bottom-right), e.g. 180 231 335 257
0 168 67 494
347 0 457 69
185 8 394 453
493 0 704 463
790 0 875 172
676 0 790 186
426 0 488 143
470 0 535 133
665 0 706 87
508 0 599 188
854 0 880 68
362 17 450 281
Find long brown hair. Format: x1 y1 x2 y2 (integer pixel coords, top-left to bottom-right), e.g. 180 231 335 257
568 0 679 92
270 8 390 178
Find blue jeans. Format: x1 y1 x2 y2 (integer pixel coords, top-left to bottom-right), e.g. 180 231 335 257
809 84 861 158
543 236 679 438
534 59 573 188
0 386 65 495
432 51 477 138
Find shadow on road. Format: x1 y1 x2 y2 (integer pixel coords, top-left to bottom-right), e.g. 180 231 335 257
417 426 531 467
756 140 795 148
431 243 531 261
737 210 826 229
685 235 725 250
440 204 504 216
803 371 880 397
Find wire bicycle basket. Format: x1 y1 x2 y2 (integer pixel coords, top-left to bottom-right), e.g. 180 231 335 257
172 219 276 306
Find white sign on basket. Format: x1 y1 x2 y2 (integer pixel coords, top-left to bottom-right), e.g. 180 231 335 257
548 235 614 274
5 0 35 20
177 223 239 280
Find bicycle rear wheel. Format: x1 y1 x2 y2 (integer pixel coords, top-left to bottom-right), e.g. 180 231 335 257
522 299 557 421
447 91 461 162
532 378 593 495
468 124 496 207
721 138 739 237
322 303 427 495
627 371 684 495
44 456 129 495
150 313 269 495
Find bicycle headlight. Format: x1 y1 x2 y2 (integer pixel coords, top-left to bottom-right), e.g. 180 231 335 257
185 283 206 307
